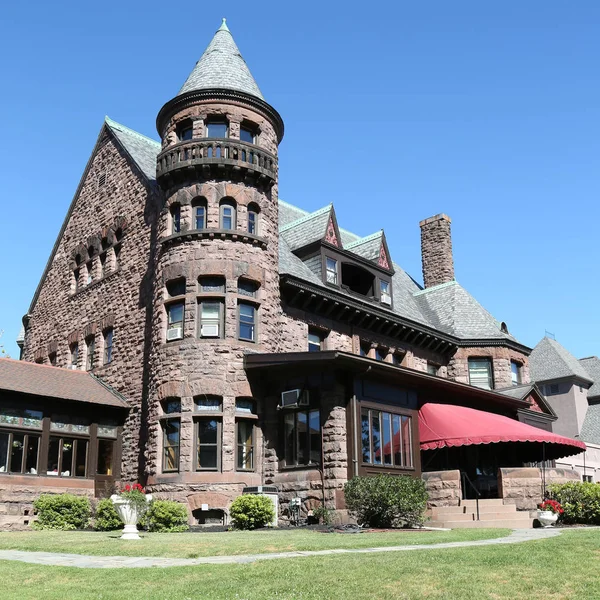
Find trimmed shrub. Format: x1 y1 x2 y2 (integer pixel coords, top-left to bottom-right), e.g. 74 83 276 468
548 482 600 525
344 475 428 528
33 494 91 530
94 498 123 531
230 494 275 530
146 500 189 532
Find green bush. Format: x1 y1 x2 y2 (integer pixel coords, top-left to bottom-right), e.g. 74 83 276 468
146 500 189 532
229 494 275 530
344 475 428 528
32 494 91 530
94 498 123 531
548 482 600 525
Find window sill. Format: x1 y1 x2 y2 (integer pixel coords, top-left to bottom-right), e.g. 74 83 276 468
161 229 268 249
280 463 320 472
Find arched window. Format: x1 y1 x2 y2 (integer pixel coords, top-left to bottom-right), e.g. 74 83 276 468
219 198 236 231
247 203 260 235
170 204 181 234
86 246 95 285
192 197 207 230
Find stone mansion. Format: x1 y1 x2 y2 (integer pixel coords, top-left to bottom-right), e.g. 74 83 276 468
3 20 585 526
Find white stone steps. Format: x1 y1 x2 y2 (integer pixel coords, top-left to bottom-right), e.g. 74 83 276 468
427 517 533 529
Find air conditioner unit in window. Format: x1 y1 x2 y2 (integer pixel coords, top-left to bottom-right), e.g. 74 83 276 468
67 365 78 370
280 389 309 408
166 327 183 341
201 324 219 337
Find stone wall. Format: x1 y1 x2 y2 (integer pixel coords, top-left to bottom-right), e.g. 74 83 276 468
498 467 580 511
422 470 462 507
21 133 160 482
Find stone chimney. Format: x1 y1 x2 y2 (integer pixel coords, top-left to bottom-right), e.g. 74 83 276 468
419 214 455 288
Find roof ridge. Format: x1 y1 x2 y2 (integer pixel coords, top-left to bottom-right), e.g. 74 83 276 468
279 204 332 232
278 199 309 216
105 117 161 148
345 230 383 249
90 372 130 404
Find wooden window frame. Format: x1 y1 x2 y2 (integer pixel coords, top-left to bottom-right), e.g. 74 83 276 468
238 301 257 343
511 361 522 385
103 329 113 365
161 417 181 473
47 435 89 478
219 199 236 231
0 430 41 475
379 279 392 306
281 407 321 468
166 301 185 341
236 419 255 471
468 357 494 390
308 328 324 352
198 299 224 339
170 204 181 234
325 256 339 286
194 416 222 472
205 119 229 139
192 199 207 230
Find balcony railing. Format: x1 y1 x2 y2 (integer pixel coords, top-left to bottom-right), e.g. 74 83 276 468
156 138 277 187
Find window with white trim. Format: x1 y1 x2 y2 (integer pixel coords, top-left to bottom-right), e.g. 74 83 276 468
468 358 494 390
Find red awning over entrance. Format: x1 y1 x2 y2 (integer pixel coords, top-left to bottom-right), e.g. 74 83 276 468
419 403 586 458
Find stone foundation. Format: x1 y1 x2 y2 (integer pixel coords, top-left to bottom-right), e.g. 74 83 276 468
422 470 462 507
498 467 580 511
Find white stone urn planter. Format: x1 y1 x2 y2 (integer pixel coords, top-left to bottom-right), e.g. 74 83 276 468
537 510 558 528
110 493 152 539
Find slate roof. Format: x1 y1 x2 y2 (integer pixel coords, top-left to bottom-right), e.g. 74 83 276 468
529 337 593 384
178 20 264 100
280 205 332 251
105 117 161 182
0 359 129 409
496 384 536 401
345 231 383 261
580 356 600 399
580 403 600 445
413 281 517 341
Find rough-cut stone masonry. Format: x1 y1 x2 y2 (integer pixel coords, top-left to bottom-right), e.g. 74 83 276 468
420 214 454 289
22 134 161 483
422 470 462 507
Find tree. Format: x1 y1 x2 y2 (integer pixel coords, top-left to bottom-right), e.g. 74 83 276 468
0 330 9 358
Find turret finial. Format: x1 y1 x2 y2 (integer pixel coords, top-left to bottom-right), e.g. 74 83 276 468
218 18 229 32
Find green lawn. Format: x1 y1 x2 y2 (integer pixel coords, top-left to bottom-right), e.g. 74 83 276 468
0 530 598 599
0 528 507 558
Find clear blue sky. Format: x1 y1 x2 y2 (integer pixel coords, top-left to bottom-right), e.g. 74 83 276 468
1 1 599 360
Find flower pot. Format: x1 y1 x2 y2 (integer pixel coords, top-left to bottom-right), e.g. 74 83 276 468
537 510 558 528
110 494 152 539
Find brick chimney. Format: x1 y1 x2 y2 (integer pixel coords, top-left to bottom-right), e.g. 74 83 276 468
419 214 455 288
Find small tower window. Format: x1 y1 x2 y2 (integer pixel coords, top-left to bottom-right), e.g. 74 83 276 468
192 198 207 230
511 361 522 385
170 204 181 234
103 329 114 365
85 336 95 371
308 328 324 352
238 303 256 342
240 126 255 144
177 120 193 141
70 343 79 369
206 120 228 138
220 199 236 230
247 203 259 235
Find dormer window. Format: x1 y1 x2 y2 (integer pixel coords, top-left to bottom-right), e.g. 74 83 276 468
206 120 228 138
325 257 338 285
341 263 375 297
380 280 391 305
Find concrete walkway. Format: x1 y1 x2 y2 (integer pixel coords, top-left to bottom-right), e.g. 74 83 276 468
0 528 562 569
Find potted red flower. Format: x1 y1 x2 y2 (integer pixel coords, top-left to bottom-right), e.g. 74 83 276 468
110 483 152 539
537 499 563 528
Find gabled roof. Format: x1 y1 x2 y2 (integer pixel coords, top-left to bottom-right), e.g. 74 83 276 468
345 230 392 270
580 356 600 399
413 281 517 341
529 337 593 384
280 205 332 251
496 383 555 416
0 359 129 409
105 117 161 182
178 19 264 100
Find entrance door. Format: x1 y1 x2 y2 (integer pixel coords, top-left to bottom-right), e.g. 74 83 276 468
94 438 116 497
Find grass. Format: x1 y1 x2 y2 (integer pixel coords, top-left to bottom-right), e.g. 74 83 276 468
0 528 507 558
0 529 598 599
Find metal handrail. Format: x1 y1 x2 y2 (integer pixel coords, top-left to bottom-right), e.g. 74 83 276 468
461 472 480 521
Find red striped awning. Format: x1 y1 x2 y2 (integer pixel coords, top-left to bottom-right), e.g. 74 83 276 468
419 403 586 459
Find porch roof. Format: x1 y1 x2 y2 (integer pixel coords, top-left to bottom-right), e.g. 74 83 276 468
419 403 586 459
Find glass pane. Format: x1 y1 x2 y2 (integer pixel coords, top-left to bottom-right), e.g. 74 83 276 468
0 432 8 472
75 440 87 477
98 424 118 438
167 279 186 297
163 399 181 414
97 440 114 475
165 420 180 446
202 303 220 319
23 410 43 428
240 127 254 143
297 412 307 464
237 421 253 470
198 419 218 445
309 410 320 464
382 412 392 465
402 416 412 468
168 303 184 326
195 398 221 411
61 439 74 476
238 280 258 297
179 127 193 141
47 438 60 475
284 413 295 465
200 277 224 293
10 433 24 473
372 412 381 465
25 436 39 474
222 215 232 230
361 410 371 463
239 323 254 341
392 414 402 467
207 122 227 138
308 332 321 352
248 212 256 234
164 446 179 471
198 446 217 469
469 360 492 389
0 408 20 425
235 399 254 413
240 304 255 321
195 207 205 229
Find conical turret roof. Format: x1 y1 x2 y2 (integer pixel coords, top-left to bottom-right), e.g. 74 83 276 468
178 19 264 100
